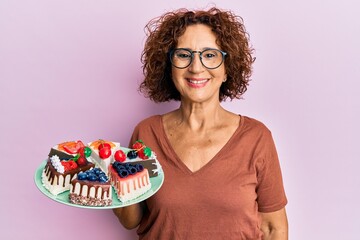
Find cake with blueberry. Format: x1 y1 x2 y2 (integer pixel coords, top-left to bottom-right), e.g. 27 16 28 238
69 168 112 206
114 140 161 178
88 140 120 175
109 162 151 202
42 143 95 195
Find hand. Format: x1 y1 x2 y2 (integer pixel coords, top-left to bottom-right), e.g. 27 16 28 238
113 202 145 229
260 207 288 240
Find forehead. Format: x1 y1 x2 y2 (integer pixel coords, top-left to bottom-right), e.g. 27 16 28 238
176 24 219 49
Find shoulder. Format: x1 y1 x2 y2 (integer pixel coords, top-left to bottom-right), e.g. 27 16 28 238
130 115 163 145
240 115 272 136
135 115 161 131
134 115 162 129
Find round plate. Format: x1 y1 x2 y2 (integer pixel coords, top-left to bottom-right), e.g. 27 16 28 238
34 160 164 209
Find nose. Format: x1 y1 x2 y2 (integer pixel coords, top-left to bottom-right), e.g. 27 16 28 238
188 52 205 73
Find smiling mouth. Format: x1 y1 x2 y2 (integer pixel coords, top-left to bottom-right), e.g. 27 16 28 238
186 79 209 84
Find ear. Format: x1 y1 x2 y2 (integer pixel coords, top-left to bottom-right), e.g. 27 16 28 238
223 74 228 82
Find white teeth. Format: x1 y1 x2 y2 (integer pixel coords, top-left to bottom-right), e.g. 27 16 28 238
188 79 208 84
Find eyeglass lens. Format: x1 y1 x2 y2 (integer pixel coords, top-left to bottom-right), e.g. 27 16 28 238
171 49 225 69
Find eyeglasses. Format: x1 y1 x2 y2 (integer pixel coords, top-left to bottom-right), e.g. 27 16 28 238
169 48 227 69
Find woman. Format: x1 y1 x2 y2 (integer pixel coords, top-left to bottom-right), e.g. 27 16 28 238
113 7 288 240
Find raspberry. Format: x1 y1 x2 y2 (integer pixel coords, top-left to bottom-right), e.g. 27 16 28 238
77 156 87 166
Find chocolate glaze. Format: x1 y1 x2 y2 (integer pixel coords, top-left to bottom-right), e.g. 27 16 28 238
128 159 158 177
70 179 111 199
43 159 95 187
48 148 74 160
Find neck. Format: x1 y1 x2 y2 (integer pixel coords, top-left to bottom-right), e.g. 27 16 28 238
176 99 226 131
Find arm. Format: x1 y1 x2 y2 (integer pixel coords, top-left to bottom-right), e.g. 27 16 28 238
260 207 288 240
112 202 145 229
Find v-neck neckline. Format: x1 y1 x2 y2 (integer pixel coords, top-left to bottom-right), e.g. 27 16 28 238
158 114 243 176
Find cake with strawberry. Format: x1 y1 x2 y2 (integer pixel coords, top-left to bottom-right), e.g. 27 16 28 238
114 140 161 178
48 140 85 160
88 140 120 175
42 141 95 195
69 168 112 206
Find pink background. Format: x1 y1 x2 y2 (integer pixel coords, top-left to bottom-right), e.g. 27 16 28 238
1 0 359 239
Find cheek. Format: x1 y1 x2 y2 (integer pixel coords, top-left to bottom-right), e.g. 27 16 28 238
171 68 183 84
212 68 227 81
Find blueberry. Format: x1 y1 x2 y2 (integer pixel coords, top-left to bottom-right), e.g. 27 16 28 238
94 168 101 175
88 173 98 181
99 175 108 182
117 168 126 174
119 164 126 169
135 164 144 172
128 166 137 175
124 163 132 169
127 150 137 159
77 172 87 180
113 162 121 168
118 169 129 178
98 172 106 178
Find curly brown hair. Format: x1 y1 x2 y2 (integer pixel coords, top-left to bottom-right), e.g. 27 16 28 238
140 7 254 102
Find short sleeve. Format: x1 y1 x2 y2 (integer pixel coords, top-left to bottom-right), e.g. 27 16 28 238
255 131 287 212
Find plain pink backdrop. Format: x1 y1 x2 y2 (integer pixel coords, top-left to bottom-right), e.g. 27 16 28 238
1 0 359 239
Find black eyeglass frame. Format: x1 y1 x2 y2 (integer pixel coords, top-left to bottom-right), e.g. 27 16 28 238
169 48 227 70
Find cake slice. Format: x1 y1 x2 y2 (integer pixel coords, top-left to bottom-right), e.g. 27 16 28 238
69 168 112 207
48 140 85 160
113 140 161 178
109 162 151 202
42 155 94 195
42 141 95 195
88 140 120 175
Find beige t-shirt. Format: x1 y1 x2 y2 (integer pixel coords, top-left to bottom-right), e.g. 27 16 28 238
129 115 287 240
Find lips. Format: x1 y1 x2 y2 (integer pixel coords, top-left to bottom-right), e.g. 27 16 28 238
186 78 209 88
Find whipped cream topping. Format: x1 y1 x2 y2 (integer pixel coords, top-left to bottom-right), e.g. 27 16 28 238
50 155 65 174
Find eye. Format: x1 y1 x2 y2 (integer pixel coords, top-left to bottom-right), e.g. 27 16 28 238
204 53 215 58
202 50 219 59
174 50 191 59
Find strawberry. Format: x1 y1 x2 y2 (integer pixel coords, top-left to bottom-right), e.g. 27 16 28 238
132 140 144 150
61 161 71 171
62 141 85 154
138 147 152 160
76 141 85 150
68 160 78 170
78 147 85 157
138 149 147 160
